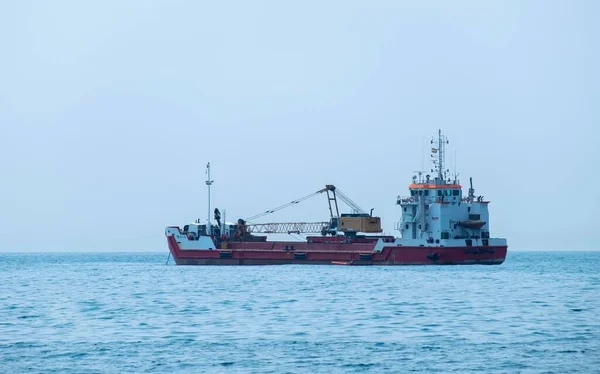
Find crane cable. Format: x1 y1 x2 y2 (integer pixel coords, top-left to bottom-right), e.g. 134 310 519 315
332 188 366 214
245 188 327 222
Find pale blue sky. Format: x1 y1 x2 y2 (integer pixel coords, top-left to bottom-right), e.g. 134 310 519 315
1 1 598 251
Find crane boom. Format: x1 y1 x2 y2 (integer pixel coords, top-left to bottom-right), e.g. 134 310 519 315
245 185 369 222
242 184 377 236
246 221 330 234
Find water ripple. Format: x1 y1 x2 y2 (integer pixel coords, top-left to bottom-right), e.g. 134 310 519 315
0 251 599 373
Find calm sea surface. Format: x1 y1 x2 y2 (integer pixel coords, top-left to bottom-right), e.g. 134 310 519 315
0 251 599 373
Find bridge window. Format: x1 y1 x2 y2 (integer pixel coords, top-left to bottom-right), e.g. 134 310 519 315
411 190 416 196
424 190 429 196
438 190 443 196
452 190 459 196
418 190 423 196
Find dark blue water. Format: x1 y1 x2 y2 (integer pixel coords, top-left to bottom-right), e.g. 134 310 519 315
1 252 599 373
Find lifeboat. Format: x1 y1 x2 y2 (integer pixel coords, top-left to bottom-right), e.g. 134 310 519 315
459 220 486 229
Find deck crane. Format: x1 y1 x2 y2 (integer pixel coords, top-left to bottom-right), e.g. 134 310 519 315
239 185 382 236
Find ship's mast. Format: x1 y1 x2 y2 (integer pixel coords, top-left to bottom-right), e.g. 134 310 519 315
205 162 214 235
431 129 449 184
438 130 444 182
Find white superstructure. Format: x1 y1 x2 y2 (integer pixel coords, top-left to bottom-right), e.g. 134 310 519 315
394 130 507 249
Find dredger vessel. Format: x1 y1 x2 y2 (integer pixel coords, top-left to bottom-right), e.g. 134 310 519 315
165 130 507 265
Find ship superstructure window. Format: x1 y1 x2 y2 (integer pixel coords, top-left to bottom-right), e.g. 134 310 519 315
453 190 459 196
437 190 443 196
411 190 416 196
424 190 429 196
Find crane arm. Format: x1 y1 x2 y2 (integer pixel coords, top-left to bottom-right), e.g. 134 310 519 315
246 221 330 234
244 184 368 229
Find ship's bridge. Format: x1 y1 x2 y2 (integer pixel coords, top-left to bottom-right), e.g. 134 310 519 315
407 183 463 202
409 183 462 190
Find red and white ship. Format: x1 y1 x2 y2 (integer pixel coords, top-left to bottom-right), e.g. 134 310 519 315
165 131 507 265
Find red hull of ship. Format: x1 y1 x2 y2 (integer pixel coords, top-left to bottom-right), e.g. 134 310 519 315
166 236 507 266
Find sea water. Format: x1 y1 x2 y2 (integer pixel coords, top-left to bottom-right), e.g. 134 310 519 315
0 251 598 373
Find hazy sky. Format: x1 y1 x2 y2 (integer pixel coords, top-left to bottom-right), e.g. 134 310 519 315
1 1 598 251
